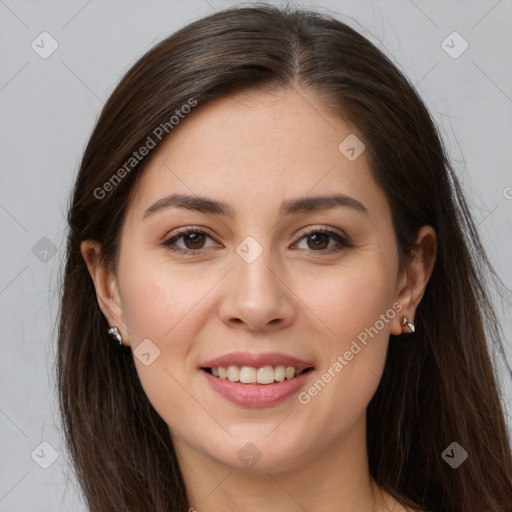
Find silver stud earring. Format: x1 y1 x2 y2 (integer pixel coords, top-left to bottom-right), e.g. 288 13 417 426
401 316 415 333
107 326 123 345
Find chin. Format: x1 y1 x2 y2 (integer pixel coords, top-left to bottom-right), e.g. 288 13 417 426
207 426 310 473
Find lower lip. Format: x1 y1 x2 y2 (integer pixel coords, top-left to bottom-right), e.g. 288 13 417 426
201 369 313 407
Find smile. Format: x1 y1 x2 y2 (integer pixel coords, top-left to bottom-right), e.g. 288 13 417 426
200 351 315 406
203 365 312 384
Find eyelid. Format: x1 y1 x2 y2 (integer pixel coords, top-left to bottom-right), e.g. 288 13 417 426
293 225 350 242
166 225 215 239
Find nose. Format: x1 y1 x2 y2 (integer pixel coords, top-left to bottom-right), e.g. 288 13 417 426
218 247 297 333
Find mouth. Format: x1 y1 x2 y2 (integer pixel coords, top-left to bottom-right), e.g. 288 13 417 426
201 365 314 385
199 351 315 406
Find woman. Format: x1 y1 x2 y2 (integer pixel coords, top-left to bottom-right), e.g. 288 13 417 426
57 4 512 511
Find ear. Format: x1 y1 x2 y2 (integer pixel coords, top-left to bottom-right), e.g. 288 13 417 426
80 239 130 346
390 225 437 335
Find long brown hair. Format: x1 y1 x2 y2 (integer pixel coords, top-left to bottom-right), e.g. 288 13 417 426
57 4 512 511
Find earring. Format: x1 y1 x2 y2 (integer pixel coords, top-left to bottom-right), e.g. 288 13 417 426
107 326 123 345
401 316 415 333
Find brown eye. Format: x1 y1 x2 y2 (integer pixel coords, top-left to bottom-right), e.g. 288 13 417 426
304 232 330 251
162 228 216 254
181 232 207 250
294 228 352 253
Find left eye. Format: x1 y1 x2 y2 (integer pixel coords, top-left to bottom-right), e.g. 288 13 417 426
162 227 351 255
294 228 350 253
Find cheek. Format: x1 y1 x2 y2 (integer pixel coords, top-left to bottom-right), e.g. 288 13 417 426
115 249 211 391
294 260 397 422
119 250 212 346
301 258 397 349
116 256 215 424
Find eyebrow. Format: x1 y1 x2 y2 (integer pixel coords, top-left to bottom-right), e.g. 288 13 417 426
142 192 369 219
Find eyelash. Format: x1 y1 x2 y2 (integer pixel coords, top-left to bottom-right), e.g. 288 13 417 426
161 226 353 256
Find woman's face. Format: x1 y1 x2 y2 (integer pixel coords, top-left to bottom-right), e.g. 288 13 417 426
87 88 419 472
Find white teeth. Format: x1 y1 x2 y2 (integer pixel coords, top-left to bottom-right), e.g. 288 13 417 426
209 365 307 384
239 366 257 383
257 365 275 384
285 366 295 379
227 365 239 382
274 365 286 381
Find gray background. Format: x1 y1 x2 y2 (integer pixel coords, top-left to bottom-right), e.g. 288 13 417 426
1 0 511 510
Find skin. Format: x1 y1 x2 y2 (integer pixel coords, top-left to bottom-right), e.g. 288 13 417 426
82 87 436 512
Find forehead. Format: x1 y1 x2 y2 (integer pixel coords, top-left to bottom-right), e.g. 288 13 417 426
125 88 386 224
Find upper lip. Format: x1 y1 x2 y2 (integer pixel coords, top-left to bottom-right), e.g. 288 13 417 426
201 351 314 370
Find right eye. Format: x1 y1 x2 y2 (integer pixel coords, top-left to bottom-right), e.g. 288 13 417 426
162 227 218 255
